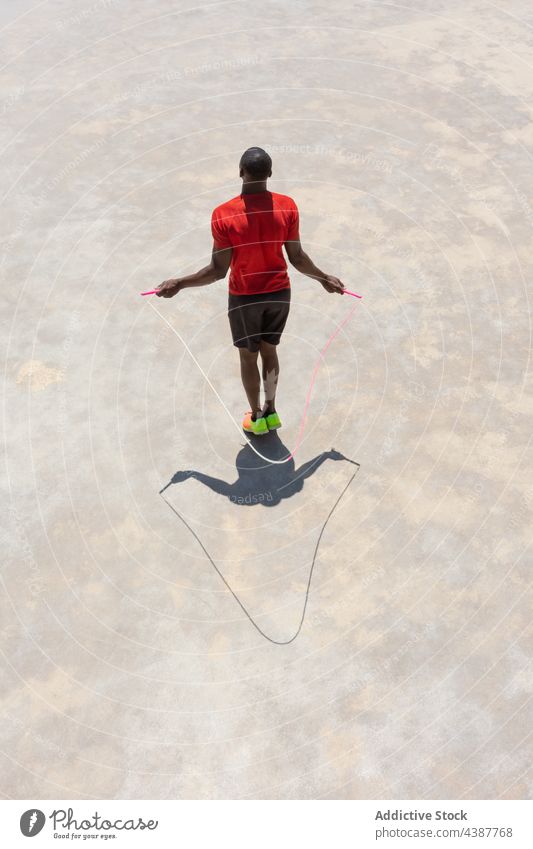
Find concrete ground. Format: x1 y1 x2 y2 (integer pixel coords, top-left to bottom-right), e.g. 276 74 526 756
1 0 532 800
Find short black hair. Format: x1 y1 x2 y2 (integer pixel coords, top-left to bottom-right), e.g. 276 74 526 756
239 146 272 179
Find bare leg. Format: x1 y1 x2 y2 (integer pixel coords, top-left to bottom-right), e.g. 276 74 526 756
259 340 279 415
238 348 262 418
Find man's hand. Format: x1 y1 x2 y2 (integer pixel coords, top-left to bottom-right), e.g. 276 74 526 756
284 241 346 294
321 275 345 295
156 278 181 298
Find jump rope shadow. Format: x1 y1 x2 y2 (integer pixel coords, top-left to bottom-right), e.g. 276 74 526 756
158 430 360 645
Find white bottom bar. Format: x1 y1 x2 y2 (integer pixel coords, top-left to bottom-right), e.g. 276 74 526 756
2 799 532 848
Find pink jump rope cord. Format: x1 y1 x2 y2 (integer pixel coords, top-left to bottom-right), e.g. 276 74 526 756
289 303 358 460
143 288 362 464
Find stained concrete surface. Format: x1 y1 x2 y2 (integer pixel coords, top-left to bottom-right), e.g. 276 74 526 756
1 0 532 799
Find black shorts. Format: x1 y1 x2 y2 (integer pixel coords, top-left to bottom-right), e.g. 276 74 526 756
228 287 291 352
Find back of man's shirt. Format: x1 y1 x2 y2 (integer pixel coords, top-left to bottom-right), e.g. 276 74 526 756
211 191 299 296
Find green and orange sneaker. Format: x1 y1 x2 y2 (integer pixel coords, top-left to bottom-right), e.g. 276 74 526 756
265 411 282 430
242 411 268 436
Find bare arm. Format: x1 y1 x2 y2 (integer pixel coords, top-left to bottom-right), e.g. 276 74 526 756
284 239 345 294
155 242 232 298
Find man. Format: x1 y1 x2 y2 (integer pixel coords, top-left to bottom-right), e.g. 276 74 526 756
156 146 345 435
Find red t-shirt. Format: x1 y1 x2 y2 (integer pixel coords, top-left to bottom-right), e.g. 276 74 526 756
211 191 299 295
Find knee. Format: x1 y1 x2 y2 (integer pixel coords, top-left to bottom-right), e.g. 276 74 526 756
259 341 278 360
239 348 258 365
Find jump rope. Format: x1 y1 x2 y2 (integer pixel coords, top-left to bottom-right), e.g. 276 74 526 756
142 287 362 644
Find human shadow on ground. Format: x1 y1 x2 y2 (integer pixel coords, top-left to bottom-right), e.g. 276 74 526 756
159 430 359 507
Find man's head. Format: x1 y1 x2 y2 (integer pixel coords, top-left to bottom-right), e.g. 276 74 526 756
239 147 272 183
